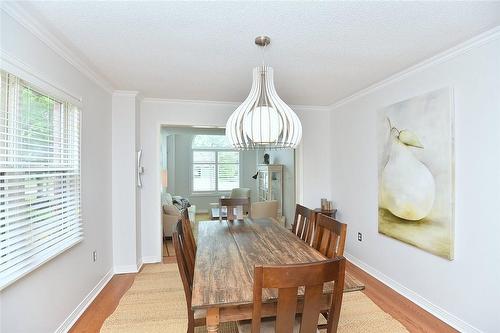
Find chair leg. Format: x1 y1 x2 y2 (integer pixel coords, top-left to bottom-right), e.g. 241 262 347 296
187 318 194 333
164 237 170 257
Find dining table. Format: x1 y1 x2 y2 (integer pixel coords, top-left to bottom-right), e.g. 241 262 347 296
191 217 362 332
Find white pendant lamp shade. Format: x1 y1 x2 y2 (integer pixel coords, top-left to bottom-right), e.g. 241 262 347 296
226 65 302 149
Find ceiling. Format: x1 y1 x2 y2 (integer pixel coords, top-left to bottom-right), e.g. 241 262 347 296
18 1 500 106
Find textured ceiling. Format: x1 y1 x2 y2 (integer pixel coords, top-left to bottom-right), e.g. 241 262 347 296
18 1 500 106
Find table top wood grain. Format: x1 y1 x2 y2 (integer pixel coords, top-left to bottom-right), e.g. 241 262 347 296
191 218 334 310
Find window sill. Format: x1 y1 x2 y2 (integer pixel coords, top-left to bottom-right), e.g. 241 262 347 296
190 192 230 197
0 236 83 291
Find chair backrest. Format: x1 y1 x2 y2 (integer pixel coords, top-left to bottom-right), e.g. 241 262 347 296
230 187 251 199
292 204 316 244
250 200 279 220
181 209 197 256
173 221 195 321
219 197 250 221
174 219 195 283
312 214 347 258
251 257 346 333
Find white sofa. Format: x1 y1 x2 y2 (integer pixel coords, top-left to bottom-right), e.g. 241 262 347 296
161 192 195 237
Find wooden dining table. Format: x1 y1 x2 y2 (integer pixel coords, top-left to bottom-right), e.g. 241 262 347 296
191 217 361 332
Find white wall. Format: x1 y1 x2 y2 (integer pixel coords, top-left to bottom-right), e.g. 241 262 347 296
140 99 331 261
329 33 500 332
0 9 113 333
111 92 141 271
296 107 332 207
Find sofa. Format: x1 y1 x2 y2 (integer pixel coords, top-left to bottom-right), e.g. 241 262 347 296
161 192 195 237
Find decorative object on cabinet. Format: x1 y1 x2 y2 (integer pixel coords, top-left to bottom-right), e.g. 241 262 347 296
263 153 270 164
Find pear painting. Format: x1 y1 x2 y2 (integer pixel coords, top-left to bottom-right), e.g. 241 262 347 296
378 88 454 260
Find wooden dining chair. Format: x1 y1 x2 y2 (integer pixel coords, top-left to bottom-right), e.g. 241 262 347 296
310 214 347 331
237 257 346 333
311 214 347 258
219 197 250 221
173 221 204 333
291 204 317 245
181 208 197 258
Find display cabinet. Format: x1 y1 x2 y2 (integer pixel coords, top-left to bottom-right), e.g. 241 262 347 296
257 164 283 219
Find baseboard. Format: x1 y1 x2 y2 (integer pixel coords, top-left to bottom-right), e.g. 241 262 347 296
136 259 143 272
142 255 161 264
345 253 482 333
113 264 140 274
114 256 161 274
54 268 113 333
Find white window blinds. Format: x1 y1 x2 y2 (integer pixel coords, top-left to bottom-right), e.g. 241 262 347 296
0 70 82 290
191 135 240 193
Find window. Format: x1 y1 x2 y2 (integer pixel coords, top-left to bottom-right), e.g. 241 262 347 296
0 70 82 290
192 135 240 193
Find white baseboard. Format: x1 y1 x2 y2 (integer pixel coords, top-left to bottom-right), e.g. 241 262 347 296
136 259 143 272
345 253 481 333
114 256 161 274
142 255 161 264
113 264 140 274
54 268 113 333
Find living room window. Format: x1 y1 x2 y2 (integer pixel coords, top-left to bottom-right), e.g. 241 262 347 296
0 70 82 290
192 135 240 193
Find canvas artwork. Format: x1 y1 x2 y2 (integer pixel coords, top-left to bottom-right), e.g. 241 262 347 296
377 88 454 260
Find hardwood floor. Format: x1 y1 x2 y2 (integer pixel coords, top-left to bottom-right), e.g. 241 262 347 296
69 273 135 333
69 240 177 332
346 261 457 333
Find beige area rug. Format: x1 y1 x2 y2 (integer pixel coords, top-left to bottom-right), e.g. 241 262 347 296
101 264 407 333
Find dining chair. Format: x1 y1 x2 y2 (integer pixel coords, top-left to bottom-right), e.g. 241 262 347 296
181 208 197 256
237 257 346 333
291 204 316 245
230 187 251 200
310 214 347 330
311 214 347 258
219 197 250 221
173 221 204 333
250 200 279 220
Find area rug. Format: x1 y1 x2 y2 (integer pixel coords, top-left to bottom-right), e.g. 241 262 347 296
100 264 407 333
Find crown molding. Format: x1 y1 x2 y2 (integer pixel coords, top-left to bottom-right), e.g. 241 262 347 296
113 90 140 97
329 25 500 110
1 49 83 106
141 97 329 111
1 2 115 94
141 97 241 107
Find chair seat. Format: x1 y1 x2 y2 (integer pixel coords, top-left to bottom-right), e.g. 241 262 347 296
237 317 319 333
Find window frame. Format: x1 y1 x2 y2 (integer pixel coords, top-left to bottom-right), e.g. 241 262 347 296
0 70 82 290
190 136 241 195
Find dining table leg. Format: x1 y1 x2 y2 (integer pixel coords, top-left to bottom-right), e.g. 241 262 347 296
206 307 220 332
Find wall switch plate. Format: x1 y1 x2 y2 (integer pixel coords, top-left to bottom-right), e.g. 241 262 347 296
92 250 97 262
357 232 363 242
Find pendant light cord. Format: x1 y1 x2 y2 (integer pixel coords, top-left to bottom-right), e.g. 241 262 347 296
261 41 266 67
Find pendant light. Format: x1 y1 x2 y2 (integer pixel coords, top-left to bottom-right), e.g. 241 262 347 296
226 36 302 149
